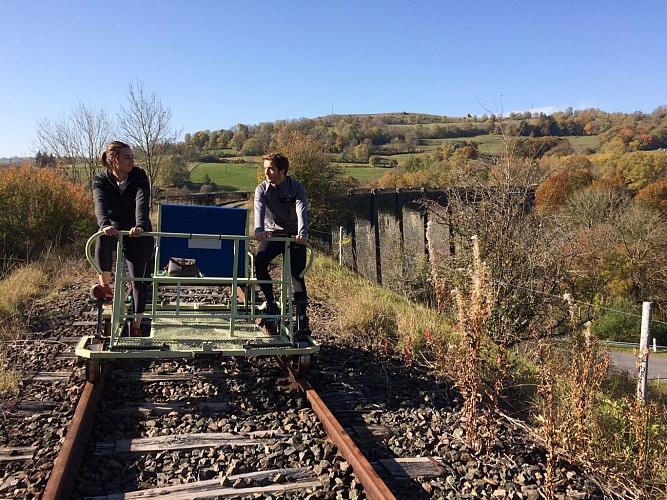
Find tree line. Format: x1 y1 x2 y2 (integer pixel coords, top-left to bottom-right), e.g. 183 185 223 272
179 106 667 164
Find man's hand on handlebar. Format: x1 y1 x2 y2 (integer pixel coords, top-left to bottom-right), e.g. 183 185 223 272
255 231 268 242
294 234 308 245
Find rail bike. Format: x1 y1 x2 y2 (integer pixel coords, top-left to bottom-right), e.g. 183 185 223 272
76 204 319 383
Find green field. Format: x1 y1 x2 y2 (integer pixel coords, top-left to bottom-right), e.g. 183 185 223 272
421 135 599 155
189 162 261 192
340 165 388 184
566 135 599 152
188 134 603 192
189 161 388 192
420 135 504 155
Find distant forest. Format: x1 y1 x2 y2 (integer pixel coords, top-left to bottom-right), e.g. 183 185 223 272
178 107 667 162
26 107 667 214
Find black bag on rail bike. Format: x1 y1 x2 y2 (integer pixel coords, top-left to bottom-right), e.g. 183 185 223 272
165 257 200 277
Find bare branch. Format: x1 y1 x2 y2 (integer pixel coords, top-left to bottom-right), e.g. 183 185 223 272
36 102 114 186
118 80 179 195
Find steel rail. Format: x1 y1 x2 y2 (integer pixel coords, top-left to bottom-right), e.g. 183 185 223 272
42 363 110 500
285 364 396 500
44 353 393 498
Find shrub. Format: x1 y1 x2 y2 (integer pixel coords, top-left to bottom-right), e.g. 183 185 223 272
0 164 95 271
591 298 667 345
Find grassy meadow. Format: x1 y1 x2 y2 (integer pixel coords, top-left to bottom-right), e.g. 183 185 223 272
188 134 600 192
421 134 599 155
189 161 388 191
189 162 260 192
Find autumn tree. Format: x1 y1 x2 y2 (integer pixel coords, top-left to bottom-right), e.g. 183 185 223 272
159 155 190 187
269 131 346 231
535 156 594 212
636 177 667 213
617 150 667 193
240 137 263 156
191 130 210 153
558 186 667 315
0 164 95 267
616 203 667 308
229 124 249 152
118 80 179 194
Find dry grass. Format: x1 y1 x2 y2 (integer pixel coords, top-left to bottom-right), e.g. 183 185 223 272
421 229 665 497
0 355 20 392
447 236 494 452
0 253 87 320
308 253 451 362
529 295 667 498
0 265 50 320
0 252 89 393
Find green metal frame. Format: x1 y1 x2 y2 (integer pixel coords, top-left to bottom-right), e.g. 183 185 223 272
76 228 317 361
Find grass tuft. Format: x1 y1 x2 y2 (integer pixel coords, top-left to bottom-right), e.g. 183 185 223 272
0 265 48 318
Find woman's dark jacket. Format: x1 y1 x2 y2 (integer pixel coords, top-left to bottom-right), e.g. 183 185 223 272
92 167 152 231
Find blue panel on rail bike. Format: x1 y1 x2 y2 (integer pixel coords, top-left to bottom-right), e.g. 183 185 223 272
158 204 248 277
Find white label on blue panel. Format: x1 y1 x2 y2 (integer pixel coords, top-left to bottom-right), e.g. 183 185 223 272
188 239 222 250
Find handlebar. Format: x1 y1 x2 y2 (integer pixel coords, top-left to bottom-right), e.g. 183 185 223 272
85 230 105 275
85 230 314 278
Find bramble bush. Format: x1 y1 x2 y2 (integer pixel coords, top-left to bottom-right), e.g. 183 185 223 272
0 164 96 272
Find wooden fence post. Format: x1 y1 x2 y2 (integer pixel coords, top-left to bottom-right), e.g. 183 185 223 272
636 301 652 404
338 226 343 267
346 190 357 272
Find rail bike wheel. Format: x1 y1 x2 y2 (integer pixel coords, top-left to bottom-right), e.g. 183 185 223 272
289 341 312 377
102 317 111 337
86 358 101 384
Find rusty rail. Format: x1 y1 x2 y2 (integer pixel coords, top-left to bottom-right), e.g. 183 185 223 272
44 356 393 499
286 365 396 500
42 364 110 500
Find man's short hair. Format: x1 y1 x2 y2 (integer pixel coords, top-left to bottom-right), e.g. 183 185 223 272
262 153 289 174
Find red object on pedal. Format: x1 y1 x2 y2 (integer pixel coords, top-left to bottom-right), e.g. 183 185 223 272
90 283 113 300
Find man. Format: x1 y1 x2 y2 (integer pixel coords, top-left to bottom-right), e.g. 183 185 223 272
254 153 310 334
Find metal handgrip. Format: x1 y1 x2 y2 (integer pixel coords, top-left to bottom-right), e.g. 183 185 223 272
85 230 105 275
301 243 314 278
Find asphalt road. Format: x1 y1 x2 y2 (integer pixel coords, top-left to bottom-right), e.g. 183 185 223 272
608 351 667 381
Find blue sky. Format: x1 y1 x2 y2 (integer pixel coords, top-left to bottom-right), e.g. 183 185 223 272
1 1 666 158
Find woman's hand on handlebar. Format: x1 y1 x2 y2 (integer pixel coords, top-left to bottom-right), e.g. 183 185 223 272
102 225 117 237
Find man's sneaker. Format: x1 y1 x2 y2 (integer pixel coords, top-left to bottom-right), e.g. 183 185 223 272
264 301 281 324
90 283 112 301
256 302 280 335
296 314 309 331
295 315 311 341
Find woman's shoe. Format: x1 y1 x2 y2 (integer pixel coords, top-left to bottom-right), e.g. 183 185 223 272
90 283 113 300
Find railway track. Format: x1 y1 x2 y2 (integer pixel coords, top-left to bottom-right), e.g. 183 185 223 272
42 353 393 499
1 282 630 499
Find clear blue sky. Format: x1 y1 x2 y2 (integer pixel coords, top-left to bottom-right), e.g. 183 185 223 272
2 1 666 158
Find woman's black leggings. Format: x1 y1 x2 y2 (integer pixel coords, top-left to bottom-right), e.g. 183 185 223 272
94 234 154 313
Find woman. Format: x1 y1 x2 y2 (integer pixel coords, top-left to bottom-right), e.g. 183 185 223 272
91 141 154 337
